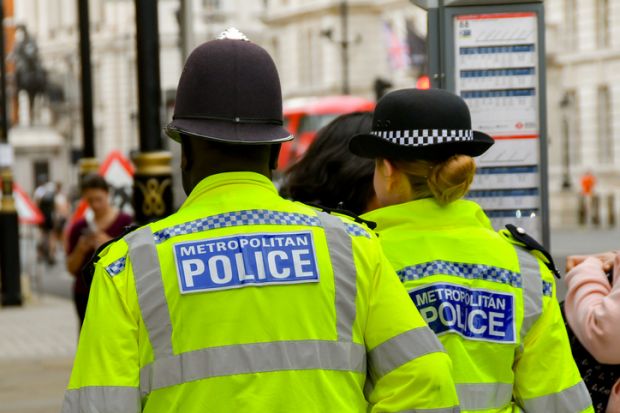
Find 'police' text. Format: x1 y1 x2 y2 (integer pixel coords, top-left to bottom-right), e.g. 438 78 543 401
174 231 320 294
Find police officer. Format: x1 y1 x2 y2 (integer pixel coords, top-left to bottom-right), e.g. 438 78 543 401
350 88 593 413
61 30 459 413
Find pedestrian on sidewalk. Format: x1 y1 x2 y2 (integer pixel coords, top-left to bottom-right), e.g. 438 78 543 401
581 170 597 197
351 88 592 412
34 180 57 265
565 251 620 412
280 112 377 215
61 30 459 413
65 174 132 329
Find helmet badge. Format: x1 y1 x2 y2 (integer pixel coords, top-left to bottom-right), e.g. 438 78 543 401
217 27 250 41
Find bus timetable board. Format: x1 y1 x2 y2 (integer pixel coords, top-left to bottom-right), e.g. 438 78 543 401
450 10 545 242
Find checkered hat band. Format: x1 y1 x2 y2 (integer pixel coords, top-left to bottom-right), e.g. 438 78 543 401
397 260 522 288
153 209 371 244
370 129 474 146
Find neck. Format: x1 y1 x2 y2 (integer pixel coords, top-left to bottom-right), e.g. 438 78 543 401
186 166 271 194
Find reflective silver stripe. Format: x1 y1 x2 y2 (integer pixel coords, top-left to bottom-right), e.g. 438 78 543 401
514 247 543 340
367 327 445 382
398 408 460 413
317 212 357 342
140 339 366 394
456 382 513 410
61 386 141 413
519 381 592 413
126 227 174 359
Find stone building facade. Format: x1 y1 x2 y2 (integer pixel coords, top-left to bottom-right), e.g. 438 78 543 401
9 0 620 228
545 0 620 227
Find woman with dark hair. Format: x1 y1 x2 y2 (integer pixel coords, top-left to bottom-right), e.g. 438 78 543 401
280 112 376 215
65 174 133 329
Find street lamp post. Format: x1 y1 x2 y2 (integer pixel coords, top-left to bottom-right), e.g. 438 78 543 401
0 0 22 306
77 0 98 177
133 0 173 225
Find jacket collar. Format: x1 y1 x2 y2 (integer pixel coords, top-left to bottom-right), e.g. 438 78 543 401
362 198 493 232
181 172 277 209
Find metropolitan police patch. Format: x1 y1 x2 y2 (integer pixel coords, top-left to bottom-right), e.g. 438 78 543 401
409 282 516 343
173 231 320 294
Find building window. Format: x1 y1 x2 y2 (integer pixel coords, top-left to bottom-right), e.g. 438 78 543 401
597 86 613 164
271 37 280 67
33 160 49 188
568 91 581 165
203 0 221 11
561 90 581 167
298 28 323 90
596 0 610 48
298 29 311 87
564 0 577 50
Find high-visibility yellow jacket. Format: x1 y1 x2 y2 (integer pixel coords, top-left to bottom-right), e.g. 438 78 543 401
362 198 593 413
62 172 459 413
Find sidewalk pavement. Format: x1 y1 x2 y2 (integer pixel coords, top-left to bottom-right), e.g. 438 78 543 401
0 295 77 413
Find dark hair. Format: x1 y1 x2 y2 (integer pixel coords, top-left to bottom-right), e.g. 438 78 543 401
280 112 374 215
80 173 109 194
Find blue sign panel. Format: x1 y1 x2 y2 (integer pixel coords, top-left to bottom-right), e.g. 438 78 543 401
174 231 319 294
409 283 515 343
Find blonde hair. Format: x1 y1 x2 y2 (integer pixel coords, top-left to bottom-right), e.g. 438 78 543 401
392 155 476 206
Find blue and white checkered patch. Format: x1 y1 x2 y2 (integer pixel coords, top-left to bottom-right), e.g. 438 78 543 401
542 280 553 297
397 260 522 288
153 209 370 243
105 257 126 277
344 223 371 238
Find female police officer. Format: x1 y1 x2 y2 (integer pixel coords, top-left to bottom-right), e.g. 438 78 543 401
350 88 593 413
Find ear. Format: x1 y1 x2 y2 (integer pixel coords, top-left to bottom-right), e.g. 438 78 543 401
180 136 193 171
607 380 620 413
377 158 398 189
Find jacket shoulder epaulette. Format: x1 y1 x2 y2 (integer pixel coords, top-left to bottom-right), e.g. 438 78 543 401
501 224 560 279
305 202 377 230
82 224 140 287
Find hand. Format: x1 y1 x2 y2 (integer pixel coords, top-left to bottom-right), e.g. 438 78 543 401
76 234 96 253
566 251 616 272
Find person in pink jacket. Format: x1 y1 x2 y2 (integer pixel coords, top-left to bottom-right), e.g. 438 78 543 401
565 251 620 413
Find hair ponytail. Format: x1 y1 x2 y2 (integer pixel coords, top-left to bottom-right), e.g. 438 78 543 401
427 155 476 205
392 154 476 206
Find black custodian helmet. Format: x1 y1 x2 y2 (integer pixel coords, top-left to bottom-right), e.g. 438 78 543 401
166 28 292 145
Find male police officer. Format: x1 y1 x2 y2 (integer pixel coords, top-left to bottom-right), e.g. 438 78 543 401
61 29 460 412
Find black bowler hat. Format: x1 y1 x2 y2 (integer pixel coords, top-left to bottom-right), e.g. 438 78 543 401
166 28 292 144
349 88 494 160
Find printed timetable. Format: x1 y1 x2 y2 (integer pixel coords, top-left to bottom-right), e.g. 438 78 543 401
454 11 542 239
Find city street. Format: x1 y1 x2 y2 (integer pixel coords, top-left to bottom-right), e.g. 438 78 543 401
1 0 618 411
0 226 618 412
